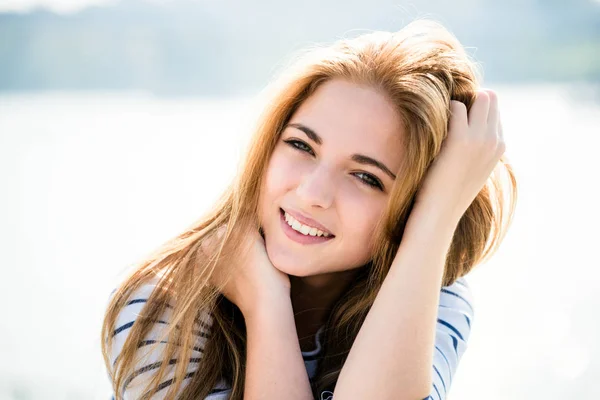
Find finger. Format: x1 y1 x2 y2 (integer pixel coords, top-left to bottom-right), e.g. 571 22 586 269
497 112 504 142
200 237 212 257
449 100 468 134
217 224 227 239
486 89 498 128
201 225 227 256
468 90 490 129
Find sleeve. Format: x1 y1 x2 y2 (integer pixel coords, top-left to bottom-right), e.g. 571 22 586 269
423 276 475 400
105 280 232 400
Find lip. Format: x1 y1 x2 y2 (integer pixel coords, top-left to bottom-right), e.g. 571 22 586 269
280 208 335 245
281 208 334 236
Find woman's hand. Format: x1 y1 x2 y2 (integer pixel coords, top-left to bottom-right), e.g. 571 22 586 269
413 89 505 222
201 223 291 317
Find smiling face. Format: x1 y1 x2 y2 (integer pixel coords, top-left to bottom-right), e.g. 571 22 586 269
258 78 405 279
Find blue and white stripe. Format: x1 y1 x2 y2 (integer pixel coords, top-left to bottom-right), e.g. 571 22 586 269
105 276 473 399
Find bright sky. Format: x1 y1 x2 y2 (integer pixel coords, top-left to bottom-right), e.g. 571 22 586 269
2 0 599 14
0 0 119 14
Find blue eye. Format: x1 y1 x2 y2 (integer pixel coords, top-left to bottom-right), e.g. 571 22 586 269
283 139 384 191
286 139 313 154
353 172 383 189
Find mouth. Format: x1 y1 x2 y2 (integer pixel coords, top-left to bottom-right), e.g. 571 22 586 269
279 208 335 245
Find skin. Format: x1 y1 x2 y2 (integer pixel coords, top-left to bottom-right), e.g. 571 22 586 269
334 90 504 399
257 78 406 350
206 85 503 399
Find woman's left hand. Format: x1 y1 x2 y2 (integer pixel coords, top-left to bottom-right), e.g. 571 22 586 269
413 89 505 221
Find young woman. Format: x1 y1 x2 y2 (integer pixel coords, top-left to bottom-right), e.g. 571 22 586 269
101 19 517 400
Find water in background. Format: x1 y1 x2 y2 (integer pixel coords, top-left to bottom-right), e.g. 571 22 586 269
0 85 598 399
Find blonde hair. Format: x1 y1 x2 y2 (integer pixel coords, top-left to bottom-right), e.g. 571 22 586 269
101 19 517 400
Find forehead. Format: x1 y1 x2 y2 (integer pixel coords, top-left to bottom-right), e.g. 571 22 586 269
287 78 405 168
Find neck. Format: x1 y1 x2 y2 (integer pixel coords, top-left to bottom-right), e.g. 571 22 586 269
290 269 360 329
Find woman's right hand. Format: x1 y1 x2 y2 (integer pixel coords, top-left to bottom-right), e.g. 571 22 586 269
201 223 291 317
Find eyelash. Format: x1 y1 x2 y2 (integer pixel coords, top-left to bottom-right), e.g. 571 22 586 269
283 139 384 191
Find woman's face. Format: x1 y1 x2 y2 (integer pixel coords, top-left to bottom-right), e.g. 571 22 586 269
258 78 405 278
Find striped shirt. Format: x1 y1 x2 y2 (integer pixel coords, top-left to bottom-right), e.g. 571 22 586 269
106 276 474 400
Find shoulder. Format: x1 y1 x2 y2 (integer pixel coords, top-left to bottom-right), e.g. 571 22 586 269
436 276 474 351
439 276 474 318
105 277 217 399
108 276 214 362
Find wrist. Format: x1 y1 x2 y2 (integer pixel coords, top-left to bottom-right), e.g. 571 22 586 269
241 290 292 322
413 193 466 222
406 203 461 240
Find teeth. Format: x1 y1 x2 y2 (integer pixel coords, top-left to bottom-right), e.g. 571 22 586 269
284 211 331 237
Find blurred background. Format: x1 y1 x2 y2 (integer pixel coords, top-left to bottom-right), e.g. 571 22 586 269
0 0 599 399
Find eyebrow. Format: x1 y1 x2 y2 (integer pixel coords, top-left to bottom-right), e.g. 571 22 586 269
285 122 397 180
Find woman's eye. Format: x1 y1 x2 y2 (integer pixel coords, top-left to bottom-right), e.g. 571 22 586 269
283 139 384 191
284 139 314 155
354 172 383 190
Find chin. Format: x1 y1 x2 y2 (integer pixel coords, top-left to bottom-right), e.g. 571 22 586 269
271 258 313 277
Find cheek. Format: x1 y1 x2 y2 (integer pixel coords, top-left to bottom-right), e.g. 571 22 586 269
259 151 295 224
343 198 381 239
264 149 302 194
339 195 386 260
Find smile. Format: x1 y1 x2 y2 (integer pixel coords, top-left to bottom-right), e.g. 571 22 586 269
280 208 335 245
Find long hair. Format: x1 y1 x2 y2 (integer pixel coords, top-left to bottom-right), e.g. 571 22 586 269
101 19 518 400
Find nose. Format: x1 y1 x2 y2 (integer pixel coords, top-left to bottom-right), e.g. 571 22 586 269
295 165 335 209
